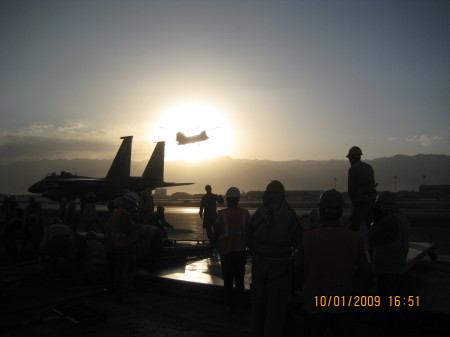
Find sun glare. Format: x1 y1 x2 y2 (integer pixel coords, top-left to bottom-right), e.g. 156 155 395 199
153 103 234 161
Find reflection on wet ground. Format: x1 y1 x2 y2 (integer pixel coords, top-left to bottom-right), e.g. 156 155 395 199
155 206 450 300
156 252 253 289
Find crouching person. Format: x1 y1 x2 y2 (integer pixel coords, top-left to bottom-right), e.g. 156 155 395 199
40 217 76 281
78 230 108 285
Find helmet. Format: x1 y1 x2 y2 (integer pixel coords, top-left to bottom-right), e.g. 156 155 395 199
375 191 397 206
318 189 344 212
346 146 363 158
226 187 241 198
266 180 285 193
124 191 139 206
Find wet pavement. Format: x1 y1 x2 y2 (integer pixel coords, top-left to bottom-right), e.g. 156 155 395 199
2 202 450 336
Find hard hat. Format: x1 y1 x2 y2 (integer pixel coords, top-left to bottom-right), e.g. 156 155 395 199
346 146 363 158
226 187 241 198
375 191 397 206
124 191 139 206
318 189 345 211
266 180 285 193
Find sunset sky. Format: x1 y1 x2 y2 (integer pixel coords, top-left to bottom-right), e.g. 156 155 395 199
1 0 449 165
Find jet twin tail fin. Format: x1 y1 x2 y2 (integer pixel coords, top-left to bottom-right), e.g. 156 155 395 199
106 136 133 182
143 141 165 184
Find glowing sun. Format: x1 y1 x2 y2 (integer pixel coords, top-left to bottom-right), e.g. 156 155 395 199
153 103 234 161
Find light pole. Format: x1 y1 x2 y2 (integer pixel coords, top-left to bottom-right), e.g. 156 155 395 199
334 177 337 189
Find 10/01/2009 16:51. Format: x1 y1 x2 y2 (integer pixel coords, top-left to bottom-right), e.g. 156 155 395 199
313 295 421 308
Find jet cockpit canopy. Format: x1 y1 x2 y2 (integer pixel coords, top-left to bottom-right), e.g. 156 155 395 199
46 170 75 178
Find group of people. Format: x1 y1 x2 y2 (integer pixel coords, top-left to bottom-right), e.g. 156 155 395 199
204 146 411 337
0 194 108 284
1 145 412 334
0 189 175 300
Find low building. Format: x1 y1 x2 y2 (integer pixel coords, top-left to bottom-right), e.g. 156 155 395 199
419 185 450 199
154 189 167 198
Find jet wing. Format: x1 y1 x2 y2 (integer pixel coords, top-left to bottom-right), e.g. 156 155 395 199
158 182 194 188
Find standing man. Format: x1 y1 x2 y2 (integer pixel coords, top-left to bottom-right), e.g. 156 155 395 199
346 146 377 232
79 192 100 232
199 185 224 240
369 191 411 337
296 189 370 337
110 191 141 303
57 196 68 223
248 180 301 337
211 187 250 312
139 187 154 225
369 191 410 288
154 205 174 238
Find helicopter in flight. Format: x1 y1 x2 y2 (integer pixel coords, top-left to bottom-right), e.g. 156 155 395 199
176 130 209 145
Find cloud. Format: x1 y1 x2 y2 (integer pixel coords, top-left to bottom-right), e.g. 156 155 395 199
0 134 117 164
89 129 108 135
407 134 443 147
387 137 396 142
2 121 93 138
16 124 55 135
56 121 85 132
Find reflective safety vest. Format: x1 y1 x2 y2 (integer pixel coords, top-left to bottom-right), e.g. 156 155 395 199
251 203 296 259
348 161 377 202
110 207 139 248
302 223 361 313
217 207 249 255
374 212 411 274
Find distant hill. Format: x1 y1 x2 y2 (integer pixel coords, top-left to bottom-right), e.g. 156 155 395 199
1 154 449 195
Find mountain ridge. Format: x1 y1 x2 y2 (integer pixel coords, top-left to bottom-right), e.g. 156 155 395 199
1 154 449 195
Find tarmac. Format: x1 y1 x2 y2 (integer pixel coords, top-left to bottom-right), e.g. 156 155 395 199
2 257 450 337
1 200 450 336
